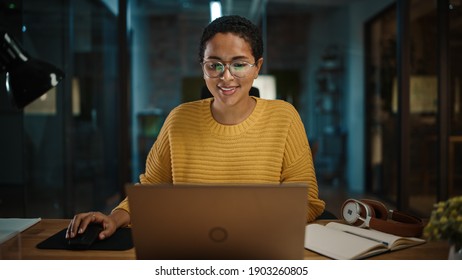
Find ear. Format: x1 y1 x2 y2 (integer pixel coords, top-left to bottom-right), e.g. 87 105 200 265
254 58 264 79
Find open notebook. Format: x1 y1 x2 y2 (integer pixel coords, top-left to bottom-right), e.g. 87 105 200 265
126 183 308 260
304 222 425 259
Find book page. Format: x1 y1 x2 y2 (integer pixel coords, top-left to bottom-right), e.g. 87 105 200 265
325 222 425 250
304 223 388 259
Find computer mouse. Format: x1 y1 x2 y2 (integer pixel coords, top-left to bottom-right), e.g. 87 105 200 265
68 223 103 249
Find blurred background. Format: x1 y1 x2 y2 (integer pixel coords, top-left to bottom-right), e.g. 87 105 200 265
0 0 461 219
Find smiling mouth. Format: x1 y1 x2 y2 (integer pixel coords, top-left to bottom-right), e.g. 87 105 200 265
218 86 238 95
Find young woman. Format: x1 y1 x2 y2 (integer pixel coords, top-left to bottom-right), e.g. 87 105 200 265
67 15 325 240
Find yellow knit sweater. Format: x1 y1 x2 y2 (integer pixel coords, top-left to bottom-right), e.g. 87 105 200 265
114 97 325 221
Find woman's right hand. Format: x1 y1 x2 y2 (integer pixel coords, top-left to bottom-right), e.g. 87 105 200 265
66 211 118 240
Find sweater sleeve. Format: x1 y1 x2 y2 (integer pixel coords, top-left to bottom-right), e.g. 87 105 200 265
280 108 325 222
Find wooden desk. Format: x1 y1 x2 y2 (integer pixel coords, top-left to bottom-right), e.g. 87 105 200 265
10 219 449 260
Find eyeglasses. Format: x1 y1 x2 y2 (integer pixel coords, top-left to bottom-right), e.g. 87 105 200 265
201 60 257 78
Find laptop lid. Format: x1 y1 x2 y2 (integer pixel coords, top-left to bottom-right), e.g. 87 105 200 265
126 183 308 260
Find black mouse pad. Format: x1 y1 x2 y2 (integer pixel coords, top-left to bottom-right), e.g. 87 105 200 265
36 227 133 251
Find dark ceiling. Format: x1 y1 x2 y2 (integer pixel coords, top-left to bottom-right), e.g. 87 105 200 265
131 0 359 22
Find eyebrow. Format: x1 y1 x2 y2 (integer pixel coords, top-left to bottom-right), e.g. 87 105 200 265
205 55 251 61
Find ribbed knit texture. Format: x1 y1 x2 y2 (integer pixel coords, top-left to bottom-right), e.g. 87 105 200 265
114 97 325 222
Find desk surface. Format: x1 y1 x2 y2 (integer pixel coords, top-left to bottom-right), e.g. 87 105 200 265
9 219 449 260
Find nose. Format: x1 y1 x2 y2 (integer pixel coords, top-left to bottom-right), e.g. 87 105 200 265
220 64 234 80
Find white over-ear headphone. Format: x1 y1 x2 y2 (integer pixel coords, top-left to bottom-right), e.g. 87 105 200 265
341 198 424 237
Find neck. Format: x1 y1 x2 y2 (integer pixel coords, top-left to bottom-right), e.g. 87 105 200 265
211 96 256 125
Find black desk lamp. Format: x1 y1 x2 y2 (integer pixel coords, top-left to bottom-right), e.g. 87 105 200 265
0 30 64 109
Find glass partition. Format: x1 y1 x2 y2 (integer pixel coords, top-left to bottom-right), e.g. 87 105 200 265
8 0 122 217
366 0 462 216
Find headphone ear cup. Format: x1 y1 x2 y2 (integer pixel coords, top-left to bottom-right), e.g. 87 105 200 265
361 199 388 220
341 199 370 227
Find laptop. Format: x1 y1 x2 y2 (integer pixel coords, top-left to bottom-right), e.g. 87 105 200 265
126 183 308 260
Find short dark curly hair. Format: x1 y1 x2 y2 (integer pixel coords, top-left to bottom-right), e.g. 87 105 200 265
198 15 263 63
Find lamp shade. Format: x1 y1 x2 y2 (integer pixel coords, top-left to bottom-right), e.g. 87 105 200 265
1 30 64 109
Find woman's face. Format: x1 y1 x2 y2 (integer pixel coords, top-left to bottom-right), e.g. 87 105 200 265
203 32 263 107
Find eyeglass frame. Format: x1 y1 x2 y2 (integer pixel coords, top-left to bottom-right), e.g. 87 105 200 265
200 60 258 78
